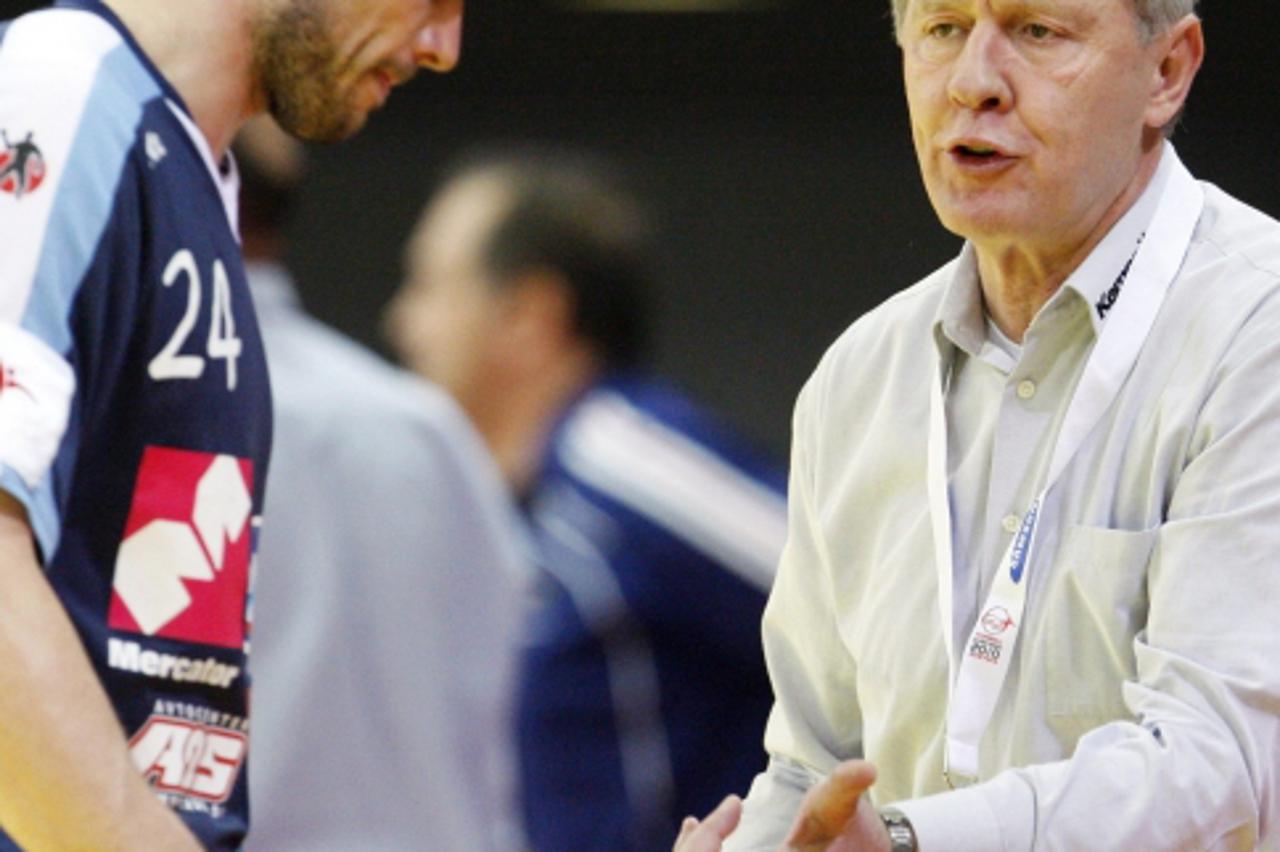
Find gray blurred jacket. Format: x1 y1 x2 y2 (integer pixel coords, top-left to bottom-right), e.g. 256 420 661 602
245 263 527 850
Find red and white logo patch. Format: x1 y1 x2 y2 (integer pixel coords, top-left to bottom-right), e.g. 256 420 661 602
108 447 254 649
0 129 46 199
129 715 247 804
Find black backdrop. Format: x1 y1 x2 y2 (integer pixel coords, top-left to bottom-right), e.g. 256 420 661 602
6 0 1276 456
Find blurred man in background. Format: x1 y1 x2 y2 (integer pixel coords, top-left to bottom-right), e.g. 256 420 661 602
234 118 526 851
389 151 788 850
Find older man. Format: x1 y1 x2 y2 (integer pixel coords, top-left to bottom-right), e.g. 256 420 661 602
0 0 460 848
679 0 1280 849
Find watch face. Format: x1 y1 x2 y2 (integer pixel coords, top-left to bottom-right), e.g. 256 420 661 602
888 826 916 851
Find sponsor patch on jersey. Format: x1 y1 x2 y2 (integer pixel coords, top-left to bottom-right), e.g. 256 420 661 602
108 447 254 649
0 129 46 199
107 637 241 689
129 713 247 804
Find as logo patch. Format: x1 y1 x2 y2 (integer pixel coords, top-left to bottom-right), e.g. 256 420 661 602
129 715 247 803
0 130 46 199
108 447 255 649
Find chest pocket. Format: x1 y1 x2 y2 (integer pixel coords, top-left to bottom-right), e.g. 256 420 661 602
1043 524 1158 746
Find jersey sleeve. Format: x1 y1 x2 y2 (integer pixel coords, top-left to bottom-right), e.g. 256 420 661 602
0 9 154 557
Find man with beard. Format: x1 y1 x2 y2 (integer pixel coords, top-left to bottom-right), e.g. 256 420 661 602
0 1 461 848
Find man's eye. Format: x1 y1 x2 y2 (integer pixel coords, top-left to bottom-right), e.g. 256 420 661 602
928 22 960 38
1024 23 1054 39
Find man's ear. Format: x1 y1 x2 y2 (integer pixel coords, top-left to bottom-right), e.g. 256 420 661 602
1145 15 1205 131
497 268 578 368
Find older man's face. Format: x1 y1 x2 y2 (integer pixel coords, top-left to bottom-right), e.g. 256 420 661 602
901 0 1167 252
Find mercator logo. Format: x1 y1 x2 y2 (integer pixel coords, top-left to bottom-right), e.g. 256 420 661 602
0 130 46 200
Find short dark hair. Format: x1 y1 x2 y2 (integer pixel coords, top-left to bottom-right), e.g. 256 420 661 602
448 150 654 369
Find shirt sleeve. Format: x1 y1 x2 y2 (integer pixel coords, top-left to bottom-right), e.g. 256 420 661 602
0 15 141 557
727 372 866 851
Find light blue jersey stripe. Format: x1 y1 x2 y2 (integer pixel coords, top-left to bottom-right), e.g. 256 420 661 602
10 43 156 558
20 43 158 354
0 464 59 559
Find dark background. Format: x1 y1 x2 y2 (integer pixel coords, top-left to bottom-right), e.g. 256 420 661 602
8 0 1277 457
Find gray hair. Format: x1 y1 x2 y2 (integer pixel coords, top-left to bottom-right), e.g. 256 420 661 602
890 0 1197 41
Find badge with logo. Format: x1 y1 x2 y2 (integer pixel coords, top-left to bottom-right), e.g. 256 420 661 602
967 605 1017 665
130 712 247 804
108 446 255 650
0 130 46 199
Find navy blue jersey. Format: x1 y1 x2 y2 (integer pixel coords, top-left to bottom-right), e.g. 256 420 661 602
518 374 787 851
0 4 270 847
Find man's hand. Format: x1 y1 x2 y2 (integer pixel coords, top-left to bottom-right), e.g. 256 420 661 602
673 760 893 852
782 760 891 852
673 794 743 852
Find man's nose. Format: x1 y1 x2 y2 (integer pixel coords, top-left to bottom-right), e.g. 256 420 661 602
947 21 1012 112
415 12 463 72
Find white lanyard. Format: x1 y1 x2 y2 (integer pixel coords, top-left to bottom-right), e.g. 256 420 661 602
928 155 1204 785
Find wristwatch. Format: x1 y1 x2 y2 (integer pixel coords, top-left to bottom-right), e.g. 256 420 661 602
880 807 919 852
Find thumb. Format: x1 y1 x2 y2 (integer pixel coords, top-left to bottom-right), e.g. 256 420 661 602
785 761 877 846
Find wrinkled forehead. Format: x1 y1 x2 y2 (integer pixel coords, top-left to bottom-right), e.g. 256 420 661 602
896 0 1133 21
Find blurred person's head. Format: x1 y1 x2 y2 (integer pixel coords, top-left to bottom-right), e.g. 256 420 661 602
387 151 654 488
249 0 463 141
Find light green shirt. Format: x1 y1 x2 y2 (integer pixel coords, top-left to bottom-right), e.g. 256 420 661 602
730 148 1280 850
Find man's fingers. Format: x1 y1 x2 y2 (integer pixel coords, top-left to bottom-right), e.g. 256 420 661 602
673 795 743 852
677 816 701 845
700 794 744 839
785 760 877 845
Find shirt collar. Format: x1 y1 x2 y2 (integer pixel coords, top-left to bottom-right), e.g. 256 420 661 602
1059 141 1177 337
933 141 1184 361
934 243 984 360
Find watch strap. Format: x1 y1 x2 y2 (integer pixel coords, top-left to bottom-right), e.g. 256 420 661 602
880 806 919 852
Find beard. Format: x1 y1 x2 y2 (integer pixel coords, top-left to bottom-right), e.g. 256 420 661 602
251 0 365 143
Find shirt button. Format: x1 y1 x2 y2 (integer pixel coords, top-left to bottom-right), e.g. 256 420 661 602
1002 514 1021 534
1016 379 1037 400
